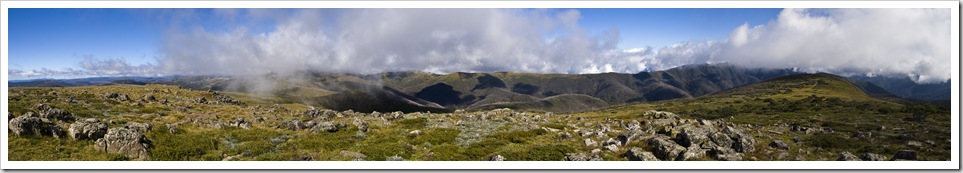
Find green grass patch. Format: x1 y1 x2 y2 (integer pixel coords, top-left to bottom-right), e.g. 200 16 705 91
501 144 576 161
398 118 428 129
147 128 220 161
489 129 547 143
410 128 460 145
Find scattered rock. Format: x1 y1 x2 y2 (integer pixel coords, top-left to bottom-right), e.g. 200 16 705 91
647 136 686 161
142 94 157 102
311 122 339 133
9 115 61 137
340 150 367 161
229 118 251 129
490 155 505 161
194 97 208 104
675 126 710 148
724 126 756 153
584 138 598 147
166 124 178 134
409 130 422 135
39 108 75 122
558 132 573 140
125 123 153 133
624 120 641 130
676 147 708 161
95 124 153 160
68 120 108 140
907 141 923 147
852 131 872 139
645 110 678 119
104 93 131 102
708 147 743 161
35 104 52 111
860 153 887 161
281 119 307 130
617 130 643 146
604 144 619 152
386 155 405 161
891 150 917 160
837 152 860 161
769 140 790 150
625 147 660 161
565 153 602 161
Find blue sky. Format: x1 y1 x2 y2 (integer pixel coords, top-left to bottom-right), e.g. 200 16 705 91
9 9 161 71
577 8 781 49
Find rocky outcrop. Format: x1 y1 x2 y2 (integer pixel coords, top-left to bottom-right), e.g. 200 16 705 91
769 140 790 150
625 147 660 161
891 150 917 160
229 118 252 129
103 93 130 102
647 136 686 161
310 122 339 133
837 152 860 161
340 150 367 161
34 104 75 122
490 155 505 161
565 152 603 161
617 130 644 146
860 153 887 161
95 123 153 160
280 119 307 130
68 119 108 140
141 94 157 102
9 115 63 137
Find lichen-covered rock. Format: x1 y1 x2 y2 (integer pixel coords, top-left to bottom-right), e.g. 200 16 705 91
625 147 660 161
837 152 860 161
39 108 75 122
565 152 602 161
126 123 153 133
584 138 598 147
645 110 679 119
647 136 686 161
891 150 917 160
724 126 756 153
229 118 251 129
68 119 108 140
769 140 790 150
675 126 710 148
95 124 153 160
104 93 130 102
708 147 743 161
281 119 306 130
340 150 367 161
386 155 405 161
9 115 61 137
311 122 339 133
676 146 708 161
617 130 644 146
490 155 505 161
860 153 887 161
141 94 157 102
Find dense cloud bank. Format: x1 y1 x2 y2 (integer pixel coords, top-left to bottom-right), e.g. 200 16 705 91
9 8 951 83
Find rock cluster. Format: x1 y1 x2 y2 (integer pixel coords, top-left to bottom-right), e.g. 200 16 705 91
95 123 153 160
68 119 108 140
9 115 63 138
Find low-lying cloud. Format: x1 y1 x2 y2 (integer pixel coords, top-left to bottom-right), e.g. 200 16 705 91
9 8 951 83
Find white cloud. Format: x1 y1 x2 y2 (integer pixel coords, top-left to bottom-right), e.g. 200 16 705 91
717 8 951 83
625 8 951 83
9 8 951 84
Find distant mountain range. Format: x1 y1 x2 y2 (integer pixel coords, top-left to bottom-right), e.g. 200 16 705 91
9 64 950 113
